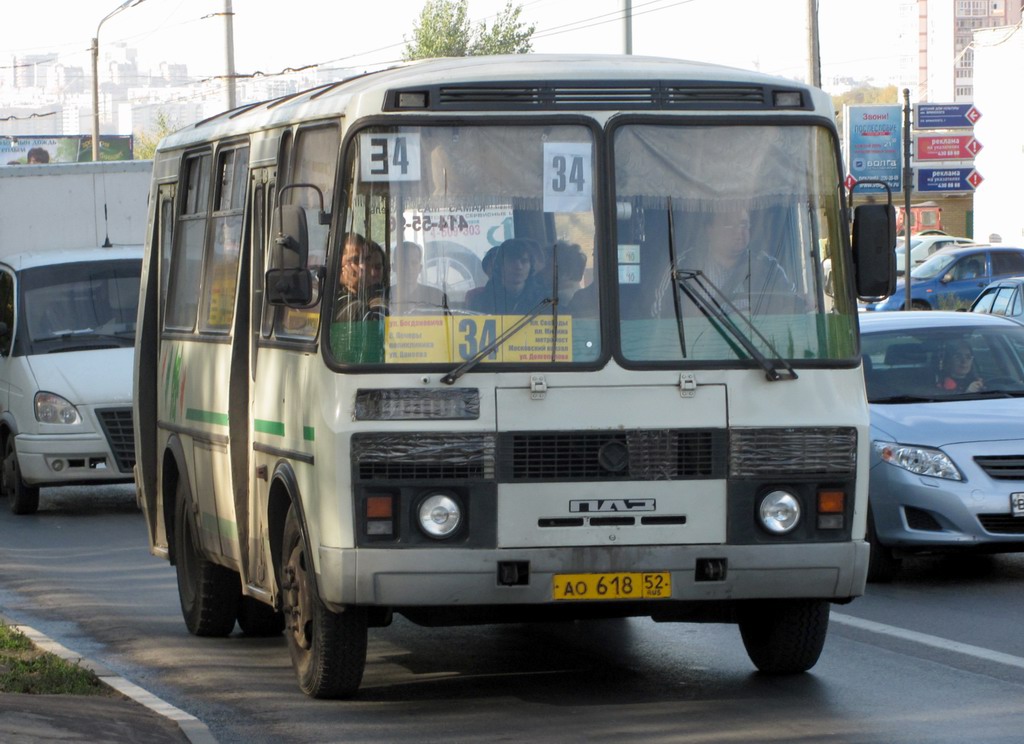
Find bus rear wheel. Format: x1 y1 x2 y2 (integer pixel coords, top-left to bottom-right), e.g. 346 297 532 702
281 504 367 699
737 599 829 674
173 479 239 636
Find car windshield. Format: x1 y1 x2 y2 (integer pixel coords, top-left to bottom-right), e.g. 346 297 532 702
20 259 142 353
862 323 1024 402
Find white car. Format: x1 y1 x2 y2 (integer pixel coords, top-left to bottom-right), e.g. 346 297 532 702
894 234 977 275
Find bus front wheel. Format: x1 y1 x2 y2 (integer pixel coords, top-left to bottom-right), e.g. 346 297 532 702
281 504 367 698
173 480 239 636
737 599 829 674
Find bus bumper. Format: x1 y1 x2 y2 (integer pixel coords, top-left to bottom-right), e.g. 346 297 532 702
318 541 870 609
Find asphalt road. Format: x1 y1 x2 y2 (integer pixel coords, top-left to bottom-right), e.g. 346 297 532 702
2 484 1023 743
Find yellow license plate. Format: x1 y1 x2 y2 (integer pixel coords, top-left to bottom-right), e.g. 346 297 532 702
552 572 671 601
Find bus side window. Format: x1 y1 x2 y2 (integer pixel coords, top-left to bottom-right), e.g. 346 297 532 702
275 125 338 340
165 152 211 332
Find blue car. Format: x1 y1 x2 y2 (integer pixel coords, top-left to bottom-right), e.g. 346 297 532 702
860 311 1024 581
863 244 1024 311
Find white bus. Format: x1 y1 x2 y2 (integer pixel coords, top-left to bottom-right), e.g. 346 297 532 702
134 55 894 698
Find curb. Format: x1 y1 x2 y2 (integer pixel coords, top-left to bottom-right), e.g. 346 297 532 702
3 615 217 744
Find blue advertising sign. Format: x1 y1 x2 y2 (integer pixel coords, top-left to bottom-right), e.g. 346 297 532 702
914 103 982 129
845 105 902 194
917 167 984 192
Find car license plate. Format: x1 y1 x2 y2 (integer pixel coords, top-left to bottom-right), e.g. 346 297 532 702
552 572 671 601
1011 492 1024 517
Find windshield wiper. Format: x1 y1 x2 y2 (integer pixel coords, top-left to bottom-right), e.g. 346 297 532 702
674 269 798 382
441 297 554 385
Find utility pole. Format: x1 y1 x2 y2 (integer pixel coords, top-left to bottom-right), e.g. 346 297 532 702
623 0 632 55
224 0 237 110
807 0 821 87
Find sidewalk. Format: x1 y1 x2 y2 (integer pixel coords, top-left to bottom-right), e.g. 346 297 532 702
0 619 216 743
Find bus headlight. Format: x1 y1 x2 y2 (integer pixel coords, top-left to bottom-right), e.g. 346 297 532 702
417 493 463 539
758 490 801 534
34 392 81 425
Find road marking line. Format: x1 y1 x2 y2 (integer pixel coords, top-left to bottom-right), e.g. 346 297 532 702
832 611 1024 670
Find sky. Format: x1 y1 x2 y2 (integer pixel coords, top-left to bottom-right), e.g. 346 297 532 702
2 0 905 91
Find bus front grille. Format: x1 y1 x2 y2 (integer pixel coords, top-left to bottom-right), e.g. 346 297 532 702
96 407 136 473
498 429 727 482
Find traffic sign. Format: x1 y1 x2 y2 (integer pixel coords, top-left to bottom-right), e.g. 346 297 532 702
914 134 983 161
917 167 984 192
914 103 982 129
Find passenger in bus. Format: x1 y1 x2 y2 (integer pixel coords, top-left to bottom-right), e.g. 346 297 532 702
335 233 387 322
389 241 446 313
546 240 588 305
463 245 497 308
650 207 796 316
467 238 547 314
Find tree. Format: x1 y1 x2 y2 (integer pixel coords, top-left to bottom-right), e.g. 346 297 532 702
134 110 179 161
403 0 535 61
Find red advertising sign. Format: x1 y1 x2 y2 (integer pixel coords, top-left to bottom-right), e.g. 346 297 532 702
915 134 983 161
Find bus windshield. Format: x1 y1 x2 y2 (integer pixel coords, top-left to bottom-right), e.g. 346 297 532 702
325 121 856 368
613 123 855 363
327 122 598 368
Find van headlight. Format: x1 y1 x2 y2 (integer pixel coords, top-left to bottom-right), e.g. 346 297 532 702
34 392 81 425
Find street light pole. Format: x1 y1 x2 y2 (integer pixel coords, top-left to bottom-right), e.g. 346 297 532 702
92 0 146 162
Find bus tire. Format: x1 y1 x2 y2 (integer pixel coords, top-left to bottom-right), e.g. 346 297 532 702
281 504 367 699
237 596 285 637
737 599 829 674
173 480 239 636
4 436 40 515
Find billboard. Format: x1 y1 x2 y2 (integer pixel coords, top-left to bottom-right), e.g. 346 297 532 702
844 105 902 194
0 135 134 164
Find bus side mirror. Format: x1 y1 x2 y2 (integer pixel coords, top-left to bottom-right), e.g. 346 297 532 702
276 204 310 268
852 204 896 300
266 267 322 308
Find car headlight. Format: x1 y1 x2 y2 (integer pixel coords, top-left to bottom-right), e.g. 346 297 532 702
417 493 463 539
874 441 962 480
34 392 81 425
758 489 801 534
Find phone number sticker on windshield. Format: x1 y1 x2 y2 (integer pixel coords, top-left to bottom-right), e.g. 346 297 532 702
552 572 671 601
383 315 574 364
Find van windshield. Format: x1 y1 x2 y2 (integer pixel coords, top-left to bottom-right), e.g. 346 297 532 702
20 259 142 354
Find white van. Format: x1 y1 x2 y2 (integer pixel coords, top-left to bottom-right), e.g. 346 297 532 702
0 246 142 513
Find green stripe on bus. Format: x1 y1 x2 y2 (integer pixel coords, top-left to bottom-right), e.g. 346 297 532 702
303 426 315 442
186 408 229 426
254 419 285 436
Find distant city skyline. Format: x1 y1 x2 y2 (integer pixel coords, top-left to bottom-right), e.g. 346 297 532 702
3 0 905 97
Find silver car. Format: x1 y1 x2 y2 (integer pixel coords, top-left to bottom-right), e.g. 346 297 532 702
861 311 1024 581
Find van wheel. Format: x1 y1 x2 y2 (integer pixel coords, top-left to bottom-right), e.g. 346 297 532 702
3 437 40 515
281 504 367 698
737 599 830 674
911 300 931 310
173 480 239 636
